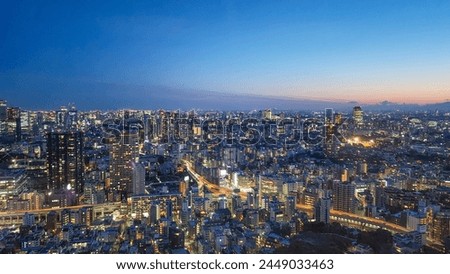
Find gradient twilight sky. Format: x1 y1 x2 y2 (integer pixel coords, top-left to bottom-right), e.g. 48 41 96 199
1 0 450 109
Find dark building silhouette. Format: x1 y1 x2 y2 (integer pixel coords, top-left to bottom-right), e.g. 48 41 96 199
315 197 331 224
0 100 7 135
47 131 84 195
6 107 21 141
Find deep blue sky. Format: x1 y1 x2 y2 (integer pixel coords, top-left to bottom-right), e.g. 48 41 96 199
1 0 450 109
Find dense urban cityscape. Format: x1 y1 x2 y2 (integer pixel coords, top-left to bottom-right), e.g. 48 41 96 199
0 99 449 254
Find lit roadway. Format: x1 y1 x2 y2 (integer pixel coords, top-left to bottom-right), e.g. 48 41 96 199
297 204 410 233
0 161 443 250
0 161 411 235
0 203 122 226
183 160 241 197
183 160 410 234
0 205 94 217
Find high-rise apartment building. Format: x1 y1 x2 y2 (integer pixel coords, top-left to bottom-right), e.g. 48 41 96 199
332 180 356 213
132 162 146 196
47 131 84 195
315 197 331 224
285 195 297 220
0 100 7 135
6 107 21 141
109 132 139 195
432 211 450 242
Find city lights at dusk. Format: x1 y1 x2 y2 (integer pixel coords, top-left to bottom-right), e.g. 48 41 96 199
1 2 449 271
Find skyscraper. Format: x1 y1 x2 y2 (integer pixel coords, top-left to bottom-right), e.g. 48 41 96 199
332 180 356 213
109 132 139 196
132 162 145 196
56 106 68 128
47 131 84 195
324 108 342 156
67 106 78 130
6 107 21 141
353 106 363 127
285 195 296 220
432 211 450 242
0 100 7 135
180 198 191 226
315 197 331 224
325 108 334 124
256 173 262 209
20 110 31 135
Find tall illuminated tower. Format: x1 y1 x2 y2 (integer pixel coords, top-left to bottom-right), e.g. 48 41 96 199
353 106 363 127
47 131 84 195
109 132 139 195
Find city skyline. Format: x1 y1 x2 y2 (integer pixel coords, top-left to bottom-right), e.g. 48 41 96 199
1 0 450 110
1 102 449 254
2 0 450 260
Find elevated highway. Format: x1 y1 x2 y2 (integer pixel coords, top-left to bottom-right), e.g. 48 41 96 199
0 203 121 226
183 160 409 234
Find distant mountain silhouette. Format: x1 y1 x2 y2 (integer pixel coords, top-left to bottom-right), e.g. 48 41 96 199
1 76 448 111
361 101 450 112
